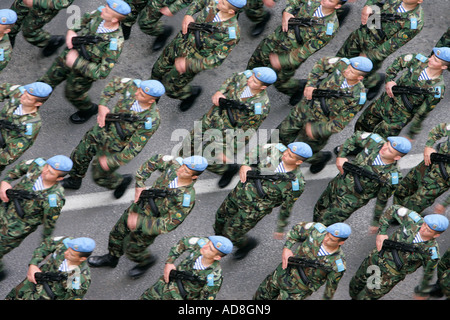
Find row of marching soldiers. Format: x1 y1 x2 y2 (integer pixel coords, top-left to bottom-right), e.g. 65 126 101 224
0 0 448 300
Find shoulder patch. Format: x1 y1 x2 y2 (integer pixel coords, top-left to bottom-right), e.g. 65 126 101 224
133 79 141 87
328 57 340 64
188 237 200 245
34 158 46 166
429 247 439 260
408 211 422 223
370 133 383 143
10 85 21 91
121 78 132 83
314 223 327 233
304 222 314 229
275 143 287 152
404 54 413 62
391 172 399 185
175 157 184 165
397 207 409 217
335 258 345 272
243 70 252 78
415 53 428 63
340 57 350 65
162 155 173 162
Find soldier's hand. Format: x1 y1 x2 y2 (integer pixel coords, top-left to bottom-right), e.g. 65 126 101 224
385 81 396 98
163 263 176 283
0 181 12 202
434 203 446 214
97 104 110 127
282 11 294 32
361 5 374 25
423 146 436 166
273 232 284 240
336 157 348 174
303 86 315 100
368 226 379 235
182 15 195 34
127 211 139 231
134 187 145 203
175 57 187 74
160 7 173 16
263 0 276 7
27 265 41 284
281 248 294 269
66 30 78 49
239 165 252 183
375 234 388 252
23 0 34 8
269 53 281 71
212 91 226 106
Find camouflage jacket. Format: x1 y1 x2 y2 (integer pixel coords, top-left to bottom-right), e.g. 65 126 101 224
0 34 13 73
0 83 42 169
361 0 423 64
96 76 161 169
67 7 125 80
337 131 402 225
303 56 367 139
1 158 66 239
384 53 445 138
425 122 450 180
163 236 223 300
273 0 339 70
31 0 74 11
132 154 196 236
175 0 240 74
377 205 441 293
280 221 347 299
147 0 194 15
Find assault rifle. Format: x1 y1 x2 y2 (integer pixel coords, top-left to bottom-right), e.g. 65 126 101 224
311 89 353 117
218 98 251 127
105 113 145 140
184 22 223 50
379 239 422 271
169 269 206 299
137 188 179 217
342 162 385 194
5 189 41 219
0 119 26 148
35 271 68 300
288 17 324 44
71 35 107 61
287 256 333 286
430 152 449 180
391 85 438 112
246 170 296 198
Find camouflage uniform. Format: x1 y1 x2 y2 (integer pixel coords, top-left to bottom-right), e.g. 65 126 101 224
393 123 449 214
355 53 445 138
38 7 125 112
435 248 450 299
314 131 402 227
0 34 13 72
9 0 74 48
140 236 223 300
336 0 424 89
0 158 66 274
214 143 306 248
436 27 449 48
180 69 271 175
106 154 197 266
349 205 442 300
66 76 160 190
0 83 42 174
244 0 276 25
246 0 340 96
276 56 367 165
151 0 240 100
5 236 91 300
254 221 347 300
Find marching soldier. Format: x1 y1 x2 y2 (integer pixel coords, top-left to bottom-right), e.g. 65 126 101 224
355 47 448 139
0 82 52 175
87 155 208 279
276 56 372 174
427 247 450 299
254 222 351 300
336 0 424 100
140 235 233 300
393 123 449 214
247 0 347 103
435 27 449 49
0 155 73 280
38 0 131 124
0 9 17 72
151 0 246 111
5 236 95 300
244 0 276 37
349 205 448 300
60 77 165 199
8 0 74 56
314 131 411 231
214 142 313 260
179 66 277 188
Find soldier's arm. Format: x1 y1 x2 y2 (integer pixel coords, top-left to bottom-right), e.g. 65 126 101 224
2 158 35 183
185 0 208 17
28 236 66 266
322 270 344 300
0 44 13 73
283 222 310 249
0 83 20 102
416 246 440 297
199 274 223 300
135 154 172 188
98 76 134 107
384 54 415 82
32 0 74 10
167 0 195 15
425 123 449 148
337 131 374 158
377 204 407 234
277 182 305 233
284 0 308 14
305 57 343 87
165 236 198 264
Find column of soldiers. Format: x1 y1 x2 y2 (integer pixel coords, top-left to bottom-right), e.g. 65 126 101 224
0 0 448 301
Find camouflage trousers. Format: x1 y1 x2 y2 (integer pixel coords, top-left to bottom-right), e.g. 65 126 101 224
393 161 450 214
123 0 165 37
68 128 126 189
107 206 156 265
140 277 182 300
354 93 411 138
244 0 269 24
253 265 312 300
349 251 407 300
436 249 450 299
5 279 51 300
38 54 94 111
10 0 60 47
247 35 305 97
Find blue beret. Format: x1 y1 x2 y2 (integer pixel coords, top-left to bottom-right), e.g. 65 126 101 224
208 236 233 254
23 82 52 98
140 80 165 97
183 156 208 172
227 0 247 8
0 9 17 25
287 142 313 158
47 155 73 172
66 237 96 252
433 47 450 63
327 223 352 238
387 136 412 154
424 214 449 232
106 0 131 15
349 56 373 72
253 67 277 84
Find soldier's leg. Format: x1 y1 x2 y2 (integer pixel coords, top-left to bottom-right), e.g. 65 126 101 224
91 157 125 190
137 2 165 37
354 97 386 133
67 130 101 180
213 191 240 236
122 0 149 39
139 277 167 300
151 37 178 81
64 73 95 111
21 8 59 47
393 163 422 207
247 36 273 70
8 0 29 45
275 105 305 146
38 54 71 89
273 67 303 97
253 269 282 300
244 0 271 37
349 255 373 299
336 28 363 59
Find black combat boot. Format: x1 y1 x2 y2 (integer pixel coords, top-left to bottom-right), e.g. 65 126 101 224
122 24 132 40
128 255 158 279
251 12 271 37
218 164 240 188
69 103 99 124
87 253 119 268
179 86 202 112
233 237 258 260
42 35 65 57
152 25 173 51
61 176 82 190
113 174 132 199
309 151 332 174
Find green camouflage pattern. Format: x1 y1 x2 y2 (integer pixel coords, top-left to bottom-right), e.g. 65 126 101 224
0 34 13 72
247 0 339 96
435 248 450 299
254 221 347 300
355 53 445 139
5 236 91 300
140 236 223 300
349 205 441 300
435 27 449 48
314 131 402 226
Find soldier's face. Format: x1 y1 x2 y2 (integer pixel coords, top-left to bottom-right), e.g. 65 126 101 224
135 88 156 105
177 165 198 180
323 233 344 250
419 223 441 240
20 92 42 108
321 0 341 10
0 24 11 36
64 248 87 264
379 142 402 161
343 65 363 82
101 5 121 23
428 54 448 71
247 75 265 91
282 149 303 166
200 241 221 260
41 164 65 183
